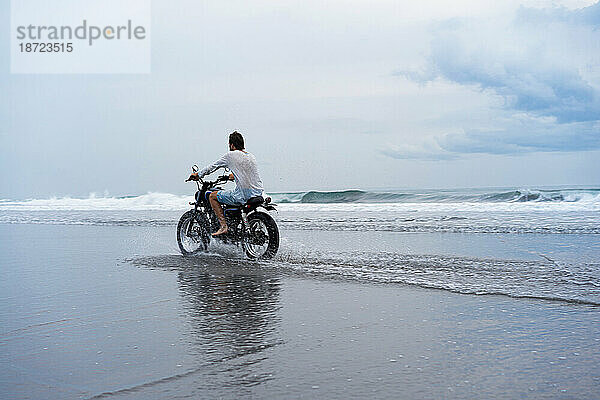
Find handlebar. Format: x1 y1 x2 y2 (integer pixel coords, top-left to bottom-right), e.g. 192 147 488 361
186 166 231 189
215 175 231 183
185 172 230 185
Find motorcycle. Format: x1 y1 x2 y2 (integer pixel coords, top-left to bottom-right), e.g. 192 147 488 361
177 165 280 259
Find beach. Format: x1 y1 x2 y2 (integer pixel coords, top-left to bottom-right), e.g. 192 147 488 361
1 192 599 399
4 0 600 397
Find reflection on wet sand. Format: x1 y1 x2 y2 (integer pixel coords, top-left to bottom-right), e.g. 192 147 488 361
132 254 282 390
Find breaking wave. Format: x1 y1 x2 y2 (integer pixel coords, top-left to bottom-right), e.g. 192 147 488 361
272 188 600 204
0 187 598 211
0 192 189 211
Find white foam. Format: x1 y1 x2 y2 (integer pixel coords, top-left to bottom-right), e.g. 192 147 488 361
0 190 599 212
0 192 190 211
278 200 600 213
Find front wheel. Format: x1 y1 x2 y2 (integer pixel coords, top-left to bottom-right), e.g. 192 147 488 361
244 212 279 259
177 210 210 255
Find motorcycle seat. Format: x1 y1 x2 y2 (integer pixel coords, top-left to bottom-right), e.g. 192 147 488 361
245 196 264 206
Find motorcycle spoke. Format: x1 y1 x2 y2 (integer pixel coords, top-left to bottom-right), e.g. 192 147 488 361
245 219 270 258
179 217 208 253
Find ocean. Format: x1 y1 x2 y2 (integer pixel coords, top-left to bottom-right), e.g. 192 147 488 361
1 186 599 304
1 186 599 398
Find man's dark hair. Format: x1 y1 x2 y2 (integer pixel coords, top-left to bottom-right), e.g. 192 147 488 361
229 131 245 150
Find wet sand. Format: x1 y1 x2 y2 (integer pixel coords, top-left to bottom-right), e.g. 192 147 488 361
1 224 599 399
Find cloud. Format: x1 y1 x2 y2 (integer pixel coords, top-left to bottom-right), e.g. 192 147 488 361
392 2 600 159
381 114 600 159
437 115 600 154
380 140 458 160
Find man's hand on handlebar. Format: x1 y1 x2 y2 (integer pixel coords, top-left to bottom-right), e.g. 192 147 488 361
185 172 200 182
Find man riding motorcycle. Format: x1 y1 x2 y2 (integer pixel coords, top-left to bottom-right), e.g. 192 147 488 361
188 131 264 237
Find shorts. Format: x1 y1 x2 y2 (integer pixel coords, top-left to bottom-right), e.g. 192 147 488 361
216 188 262 206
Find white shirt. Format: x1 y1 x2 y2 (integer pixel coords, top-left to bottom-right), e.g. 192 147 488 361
199 150 264 193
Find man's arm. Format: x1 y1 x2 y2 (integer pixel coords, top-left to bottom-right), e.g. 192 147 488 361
198 153 229 178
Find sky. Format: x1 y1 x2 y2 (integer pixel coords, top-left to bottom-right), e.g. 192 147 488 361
1 0 599 199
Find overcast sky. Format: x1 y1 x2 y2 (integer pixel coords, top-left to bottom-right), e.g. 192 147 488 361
1 0 599 199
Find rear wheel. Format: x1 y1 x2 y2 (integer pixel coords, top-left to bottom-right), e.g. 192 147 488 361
177 211 210 255
243 212 279 259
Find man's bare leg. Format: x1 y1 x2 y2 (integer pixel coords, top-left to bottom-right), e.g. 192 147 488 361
209 191 228 236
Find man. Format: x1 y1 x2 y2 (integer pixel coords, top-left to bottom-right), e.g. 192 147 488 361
191 131 264 237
